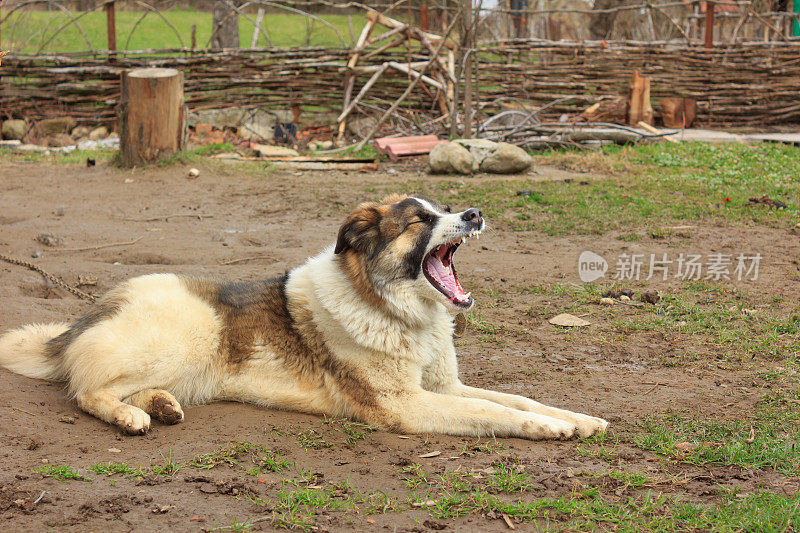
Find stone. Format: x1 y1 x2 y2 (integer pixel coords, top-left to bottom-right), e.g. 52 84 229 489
13 143 47 152
88 126 109 141
251 143 299 158
429 142 475 175
453 138 499 167
71 126 91 139
38 116 76 135
479 142 532 174
188 107 293 142
2 119 27 140
46 133 75 147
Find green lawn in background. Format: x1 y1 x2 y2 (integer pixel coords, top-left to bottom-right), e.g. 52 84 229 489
0 9 369 52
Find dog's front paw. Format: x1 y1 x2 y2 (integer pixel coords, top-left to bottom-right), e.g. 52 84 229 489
113 405 151 435
572 414 609 438
524 417 576 440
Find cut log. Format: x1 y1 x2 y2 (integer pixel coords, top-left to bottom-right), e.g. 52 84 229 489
627 71 654 126
660 97 697 128
118 68 186 167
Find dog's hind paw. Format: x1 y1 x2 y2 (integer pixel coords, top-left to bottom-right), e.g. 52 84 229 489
150 392 184 425
113 405 151 436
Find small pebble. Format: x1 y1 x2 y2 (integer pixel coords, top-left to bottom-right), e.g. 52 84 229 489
620 295 631 301
599 297 615 305
186 168 200 179
54 206 66 216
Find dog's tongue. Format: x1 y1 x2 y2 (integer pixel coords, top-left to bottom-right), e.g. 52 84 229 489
426 250 469 301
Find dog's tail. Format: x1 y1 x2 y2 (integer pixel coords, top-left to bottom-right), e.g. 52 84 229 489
0 323 70 380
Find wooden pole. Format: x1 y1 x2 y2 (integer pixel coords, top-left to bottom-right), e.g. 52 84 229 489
705 0 715 48
462 0 474 137
118 68 186 167
106 1 117 57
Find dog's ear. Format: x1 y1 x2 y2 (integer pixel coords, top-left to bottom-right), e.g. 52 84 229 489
335 202 384 255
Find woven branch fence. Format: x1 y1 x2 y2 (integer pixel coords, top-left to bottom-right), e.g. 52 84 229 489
2 40 800 128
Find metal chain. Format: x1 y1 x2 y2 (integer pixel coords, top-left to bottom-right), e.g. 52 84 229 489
0 253 96 302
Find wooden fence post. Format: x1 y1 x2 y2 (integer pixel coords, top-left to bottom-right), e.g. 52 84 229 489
106 1 117 54
704 0 715 48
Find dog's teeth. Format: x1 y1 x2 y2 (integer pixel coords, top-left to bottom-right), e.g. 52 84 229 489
465 292 471 299
461 236 466 244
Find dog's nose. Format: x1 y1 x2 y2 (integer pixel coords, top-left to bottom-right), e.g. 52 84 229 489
461 208 483 226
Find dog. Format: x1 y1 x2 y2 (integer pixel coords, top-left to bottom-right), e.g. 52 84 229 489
0 194 608 439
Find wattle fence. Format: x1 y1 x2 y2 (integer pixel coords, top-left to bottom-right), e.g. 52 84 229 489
2 40 800 129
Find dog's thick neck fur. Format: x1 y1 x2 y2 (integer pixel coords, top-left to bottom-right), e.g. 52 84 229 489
289 247 449 355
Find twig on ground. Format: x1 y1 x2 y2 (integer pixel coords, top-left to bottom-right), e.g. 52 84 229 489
219 255 276 265
32 491 46 505
120 214 213 222
49 237 143 253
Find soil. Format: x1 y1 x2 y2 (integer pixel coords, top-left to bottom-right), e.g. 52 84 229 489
1 158 798 532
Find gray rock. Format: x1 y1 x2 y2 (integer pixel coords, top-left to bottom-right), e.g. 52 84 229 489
2 119 27 140
429 142 475 175
479 142 532 174
71 125 91 139
38 117 76 135
188 107 293 142
47 133 75 147
88 126 109 141
453 138 499 167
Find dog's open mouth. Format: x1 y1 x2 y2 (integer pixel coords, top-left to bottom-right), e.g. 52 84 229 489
423 234 476 308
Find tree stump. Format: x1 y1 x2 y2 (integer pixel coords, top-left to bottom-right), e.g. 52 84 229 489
118 68 185 167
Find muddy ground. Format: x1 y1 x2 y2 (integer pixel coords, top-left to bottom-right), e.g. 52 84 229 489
0 158 798 532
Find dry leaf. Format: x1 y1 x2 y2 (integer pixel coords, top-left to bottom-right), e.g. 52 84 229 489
548 313 591 327
418 450 441 458
502 513 516 530
675 441 698 452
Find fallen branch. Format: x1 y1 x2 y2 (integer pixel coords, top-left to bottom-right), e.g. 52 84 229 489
49 236 143 252
120 214 213 222
219 255 276 265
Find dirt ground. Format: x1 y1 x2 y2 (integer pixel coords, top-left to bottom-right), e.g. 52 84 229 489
1 158 798 532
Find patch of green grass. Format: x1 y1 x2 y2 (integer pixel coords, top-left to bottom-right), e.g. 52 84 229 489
428 488 800 531
192 441 256 469
248 451 292 476
398 463 429 490
434 143 799 236
192 142 236 156
0 148 116 164
276 487 345 513
323 417 377 445
150 452 184 477
485 464 535 493
89 462 146 478
2 9 371 53
634 389 800 476
362 489 400 514
296 429 333 449
35 464 91 482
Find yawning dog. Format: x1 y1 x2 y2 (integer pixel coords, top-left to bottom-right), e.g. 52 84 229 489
0 194 608 439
